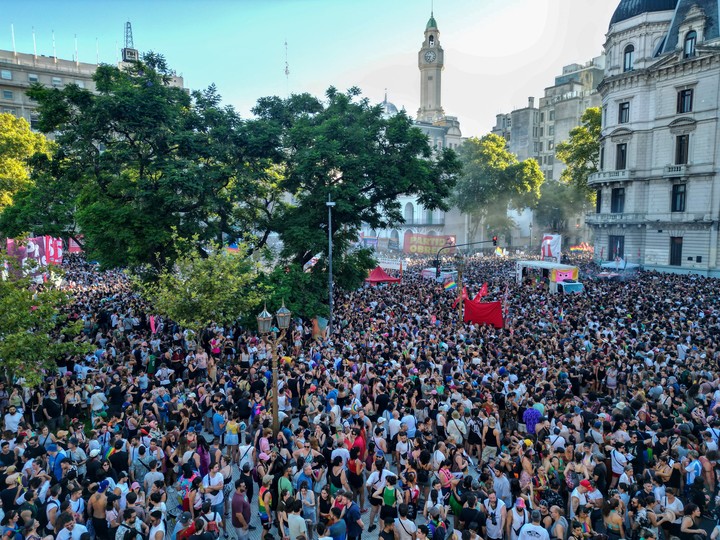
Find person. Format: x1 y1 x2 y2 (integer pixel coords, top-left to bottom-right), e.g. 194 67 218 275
288 499 308 540
115 508 147 540
201 462 225 536
483 491 507 540
231 479 251 540
55 514 90 540
328 507 347 540
259 475 274 540
395 502 418 540
148 510 166 540
517 510 550 540
189 518 216 540
680 504 706 540
173 512 196 540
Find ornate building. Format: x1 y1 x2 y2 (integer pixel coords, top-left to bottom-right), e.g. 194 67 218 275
587 0 720 275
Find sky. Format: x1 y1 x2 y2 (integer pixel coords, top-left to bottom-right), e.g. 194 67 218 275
2 0 619 136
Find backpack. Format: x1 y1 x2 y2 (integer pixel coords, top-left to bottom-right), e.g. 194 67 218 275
37 498 60 531
429 518 454 540
202 512 221 538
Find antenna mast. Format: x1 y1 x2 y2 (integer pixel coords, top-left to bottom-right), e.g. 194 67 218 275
121 21 139 62
284 40 290 97
124 21 134 49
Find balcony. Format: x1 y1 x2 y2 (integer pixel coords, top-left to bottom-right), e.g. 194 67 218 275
587 170 635 186
663 164 690 177
585 212 645 225
404 218 445 226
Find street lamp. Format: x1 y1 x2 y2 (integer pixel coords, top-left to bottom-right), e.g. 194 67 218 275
327 194 336 338
455 251 466 319
256 300 292 436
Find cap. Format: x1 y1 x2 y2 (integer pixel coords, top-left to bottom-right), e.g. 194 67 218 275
179 512 192 524
580 479 594 491
516 498 526 508
89 449 100 458
47 444 58 452
131 482 140 490
98 479 110 493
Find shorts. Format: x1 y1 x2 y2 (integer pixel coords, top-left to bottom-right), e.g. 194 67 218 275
224 433 239 446
369 495 383 507
482 446 498 463
212 502 224 516
259 512 272 530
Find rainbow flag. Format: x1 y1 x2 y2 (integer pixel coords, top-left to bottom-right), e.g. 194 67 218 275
444 280 457 290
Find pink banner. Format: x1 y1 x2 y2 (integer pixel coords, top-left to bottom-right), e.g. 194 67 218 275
556 270 574 282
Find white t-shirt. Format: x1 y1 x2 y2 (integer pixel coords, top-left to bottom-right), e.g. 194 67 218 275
203 472 224 505
395 517 418 540
518 523 550 540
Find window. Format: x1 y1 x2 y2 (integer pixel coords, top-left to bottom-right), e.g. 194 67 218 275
548 141 554 151
609 235 625 260
27 73 38 83
540 112 545 122
539 127 544 137
30 115 40 130
671 183 686 212
73 80 85 88
596 190 602 213
623 45 635 72
2 108 14 115
677 89 693 113
549 110 555 121
616 143 627 170
0 70 11 80
670 237 683 266
51 77 62 87
1 90 12 100
611 187 625 213
684 31 697 59
675 134 689 165
618 102 630 123
600 146 605 169
548 125 554 136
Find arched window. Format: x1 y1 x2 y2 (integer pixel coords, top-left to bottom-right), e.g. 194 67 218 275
684 31 697 58
623 44 635 72
404 202 414 224
429 35 435 47
425 209 433 224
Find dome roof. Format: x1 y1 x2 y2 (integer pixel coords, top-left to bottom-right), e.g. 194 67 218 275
426 13 438 29
381 99 398 118
609 0 678 25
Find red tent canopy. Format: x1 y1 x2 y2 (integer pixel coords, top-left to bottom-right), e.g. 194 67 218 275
365 266 401 284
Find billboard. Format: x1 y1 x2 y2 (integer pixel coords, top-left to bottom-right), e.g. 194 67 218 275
403 233 456 255
6 236 64 270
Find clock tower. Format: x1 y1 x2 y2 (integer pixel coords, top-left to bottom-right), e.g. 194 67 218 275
417 13 445 123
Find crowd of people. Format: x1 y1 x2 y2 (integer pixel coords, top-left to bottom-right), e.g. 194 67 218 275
1 252 720 540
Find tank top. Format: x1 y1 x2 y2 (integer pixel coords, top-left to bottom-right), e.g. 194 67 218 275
484 426 498 447
259 486 271 514
382 486 398 507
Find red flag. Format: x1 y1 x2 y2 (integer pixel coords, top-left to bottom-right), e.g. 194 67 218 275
463 299 504 329
473 282 488 302
452 286 468 309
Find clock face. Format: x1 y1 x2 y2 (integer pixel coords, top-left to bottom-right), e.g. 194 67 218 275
424 50 437 63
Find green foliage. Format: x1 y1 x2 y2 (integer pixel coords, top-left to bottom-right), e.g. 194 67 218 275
253 86 461 266
137 239 264 334
534 181 588 234
0 257 88 387
260 265 330 322
5 54 281 270
0 113 54 211
452 133 544 239
556 107 601 198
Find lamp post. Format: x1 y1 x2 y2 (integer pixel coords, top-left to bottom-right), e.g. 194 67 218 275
455 251 466 319
529 222 533 251
326 194 336 338
256 301 292 436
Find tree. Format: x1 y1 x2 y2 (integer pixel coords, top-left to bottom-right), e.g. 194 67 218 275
253 87 461 272
5 54 281 270
0 257 88 387
533 181 588 234
138 239 264 334
556 107 601 198
452 134 544 240
0 113 53 211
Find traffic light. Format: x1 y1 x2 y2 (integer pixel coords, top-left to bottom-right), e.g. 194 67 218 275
492 236 498 247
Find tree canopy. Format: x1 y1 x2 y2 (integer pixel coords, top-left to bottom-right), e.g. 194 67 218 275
0 113 53 211
0 257 88 386
1 54 281 270
556 107 601 198
452 133 544 240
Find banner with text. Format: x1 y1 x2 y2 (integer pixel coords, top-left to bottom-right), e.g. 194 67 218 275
540 234 562 262
403 233 456 255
